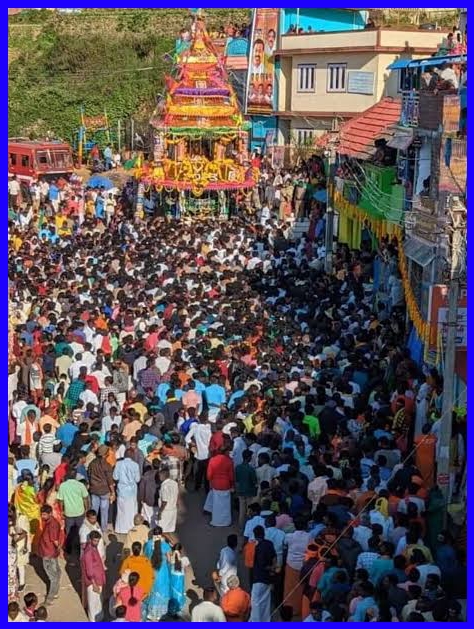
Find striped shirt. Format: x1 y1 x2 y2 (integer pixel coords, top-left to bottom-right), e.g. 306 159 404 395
38 433 56 457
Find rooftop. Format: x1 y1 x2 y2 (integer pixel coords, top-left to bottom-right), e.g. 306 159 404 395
316 97 402 160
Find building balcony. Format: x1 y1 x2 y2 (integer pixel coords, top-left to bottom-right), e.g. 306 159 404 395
399 90 462 132
278 27 445 54
418 90 460 132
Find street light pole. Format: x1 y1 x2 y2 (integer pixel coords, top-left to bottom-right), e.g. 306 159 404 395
324 147 336 274
437 203 466 512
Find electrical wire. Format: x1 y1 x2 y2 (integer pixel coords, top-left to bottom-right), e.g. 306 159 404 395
270 425 454 619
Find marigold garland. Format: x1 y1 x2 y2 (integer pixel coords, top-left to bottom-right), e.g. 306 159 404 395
334 191 431 343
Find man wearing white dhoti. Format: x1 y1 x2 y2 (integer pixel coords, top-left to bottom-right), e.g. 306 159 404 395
81 530 106 622
214 534 238 595
249 525 276 622
157 467 179 534
206 446 234 527
113 449 141 534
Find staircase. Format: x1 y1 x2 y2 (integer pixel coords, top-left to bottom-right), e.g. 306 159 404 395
290 218 310 241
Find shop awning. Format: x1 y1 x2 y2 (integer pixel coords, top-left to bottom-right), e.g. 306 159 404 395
403 238 435 267
408 54 467 69
388 54 467 71
388 132 413 150
387 58 412 70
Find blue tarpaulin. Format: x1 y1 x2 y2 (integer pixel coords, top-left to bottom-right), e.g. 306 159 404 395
386 58 412 70
387 54 467 70
313 189 328 203
86 175 114 190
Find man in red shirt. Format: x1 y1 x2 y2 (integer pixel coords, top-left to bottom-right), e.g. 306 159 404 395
209 419 225 457
81 530 106 622
37 505 62 605
205 446 234 527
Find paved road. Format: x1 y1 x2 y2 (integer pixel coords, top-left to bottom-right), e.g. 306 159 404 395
25 558 88 622
43 488 243 621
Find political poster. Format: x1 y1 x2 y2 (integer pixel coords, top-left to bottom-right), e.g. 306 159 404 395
246 8 279 115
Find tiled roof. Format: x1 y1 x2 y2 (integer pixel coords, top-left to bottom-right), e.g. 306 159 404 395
316 97 402 160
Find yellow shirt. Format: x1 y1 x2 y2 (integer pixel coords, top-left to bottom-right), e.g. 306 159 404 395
128 402 148 422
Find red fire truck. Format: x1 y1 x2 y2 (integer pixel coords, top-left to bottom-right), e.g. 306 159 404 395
8 138 74 183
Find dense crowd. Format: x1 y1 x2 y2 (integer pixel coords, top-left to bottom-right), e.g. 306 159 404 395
8 162 466 622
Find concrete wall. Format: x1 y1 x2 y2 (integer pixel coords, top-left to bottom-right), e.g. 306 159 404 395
288 51 379 113
277 56 292 112
379 28 447 49
280 27 445 53
281 28 377 51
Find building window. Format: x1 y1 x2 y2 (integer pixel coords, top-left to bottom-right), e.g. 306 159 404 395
297 64 316 92
327 63 347 92
295 129 314 145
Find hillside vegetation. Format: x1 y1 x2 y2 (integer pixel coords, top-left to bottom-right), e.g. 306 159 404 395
8 8 250 142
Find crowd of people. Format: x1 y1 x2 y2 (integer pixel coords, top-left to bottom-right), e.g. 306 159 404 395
8 160 466 622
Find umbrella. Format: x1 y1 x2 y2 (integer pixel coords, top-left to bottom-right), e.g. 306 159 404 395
313 189 328 203
86 175 114 190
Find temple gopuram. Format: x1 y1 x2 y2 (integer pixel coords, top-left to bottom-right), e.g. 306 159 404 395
135 9 257 218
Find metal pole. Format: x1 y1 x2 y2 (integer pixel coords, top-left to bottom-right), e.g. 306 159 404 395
438 207 465 515
131 118 134 152
325 148 335 274
117 120 121 153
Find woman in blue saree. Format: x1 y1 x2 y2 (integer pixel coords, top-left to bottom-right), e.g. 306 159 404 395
169 543 190 617
143 527 172 621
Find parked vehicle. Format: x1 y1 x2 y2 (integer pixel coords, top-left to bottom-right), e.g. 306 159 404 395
8 138 74 183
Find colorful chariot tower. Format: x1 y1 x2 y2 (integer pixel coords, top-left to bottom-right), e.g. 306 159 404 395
136 10 258 218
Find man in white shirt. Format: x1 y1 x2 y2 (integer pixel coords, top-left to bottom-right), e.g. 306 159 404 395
191 587 226 622
251 39 265 75
79 509 106 561
185 416 211 491
230 428 247 467
79 383 99 408
81 345 96 370
264 513 286 567
155 349 171 375
214 534 238 595
243 504 266 541
69 354 88 380
439 63 459 89
260 203 271 226
8 176 21 208
307 468 328 511
133 354 147 381
353 513 373 551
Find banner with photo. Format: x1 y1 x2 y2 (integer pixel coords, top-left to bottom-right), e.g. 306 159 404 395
246 8 279 115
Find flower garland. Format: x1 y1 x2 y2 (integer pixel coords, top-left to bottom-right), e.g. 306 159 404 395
397 234 430 344
334 190 431 343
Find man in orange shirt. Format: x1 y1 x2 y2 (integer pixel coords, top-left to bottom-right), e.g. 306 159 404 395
414 424 437 489
221 575 250 622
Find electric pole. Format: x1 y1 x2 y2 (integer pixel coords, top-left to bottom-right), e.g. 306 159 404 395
325 146 336 274
438 201 466 513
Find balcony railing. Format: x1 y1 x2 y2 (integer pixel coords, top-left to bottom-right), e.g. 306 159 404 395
400 91 420 128
419 91 460 131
